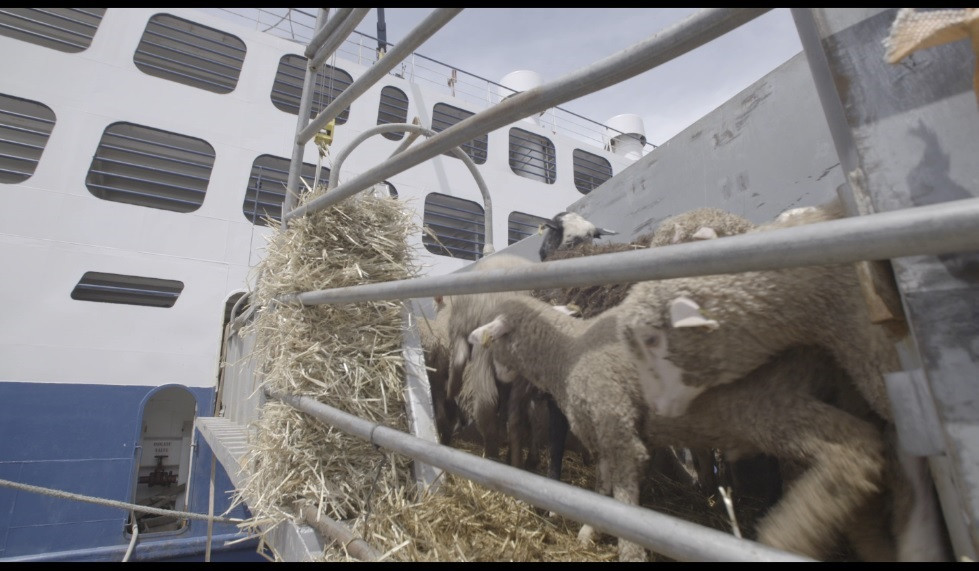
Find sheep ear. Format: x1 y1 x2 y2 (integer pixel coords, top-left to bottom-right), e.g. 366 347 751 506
691 226 718 240
551 304 580 317
595 227 618 237
669 296 719 330
469 315 510 346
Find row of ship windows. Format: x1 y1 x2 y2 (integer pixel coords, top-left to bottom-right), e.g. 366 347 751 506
0 8 616 192
67 190 541 313
1 88 547 261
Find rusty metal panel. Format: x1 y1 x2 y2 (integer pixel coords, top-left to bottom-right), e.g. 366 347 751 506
795 7 979 560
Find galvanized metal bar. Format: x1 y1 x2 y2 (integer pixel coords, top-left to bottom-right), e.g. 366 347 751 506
790 8 862 178
325 122 494 254
298 8 464 145
386 117 422 159
282 8 329 229
282 7 771 223
299 504 380 561
267 390 810 562
303 7 346 59
308 8 370 71
283 197 979 306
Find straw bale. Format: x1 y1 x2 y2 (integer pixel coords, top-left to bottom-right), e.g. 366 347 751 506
234 186 419 551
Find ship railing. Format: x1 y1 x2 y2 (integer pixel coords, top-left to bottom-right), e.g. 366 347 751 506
200 7 657 154
281 8 767 222
210 7 979 562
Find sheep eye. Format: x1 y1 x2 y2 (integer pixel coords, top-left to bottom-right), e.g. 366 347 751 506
645 333 661 349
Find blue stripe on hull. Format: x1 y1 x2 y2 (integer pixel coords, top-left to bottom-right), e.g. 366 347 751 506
0 382 258 561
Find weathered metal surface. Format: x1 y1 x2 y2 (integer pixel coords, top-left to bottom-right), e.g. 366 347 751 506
220 322 265 430
796 7 979 560
885 369 947 456
402 300 444 489
195 417 329 562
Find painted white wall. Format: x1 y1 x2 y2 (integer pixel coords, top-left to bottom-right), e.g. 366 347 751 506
0 8 631 387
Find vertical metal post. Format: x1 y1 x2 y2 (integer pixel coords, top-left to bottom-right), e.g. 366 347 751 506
282 8 330 230
206 454 216 562
792 8 979 560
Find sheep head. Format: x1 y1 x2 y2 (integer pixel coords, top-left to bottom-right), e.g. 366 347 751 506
539 211 618 261
618 310 705 418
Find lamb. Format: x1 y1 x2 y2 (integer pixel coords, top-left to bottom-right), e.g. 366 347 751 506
645 206 758 247
468 296 652 561
615 199 892 422
467 292 940 561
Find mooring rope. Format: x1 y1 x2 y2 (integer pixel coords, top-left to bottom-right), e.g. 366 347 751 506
0 477 244 524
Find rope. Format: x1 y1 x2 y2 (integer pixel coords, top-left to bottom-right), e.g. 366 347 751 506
122 509 139 562
0 477 244 525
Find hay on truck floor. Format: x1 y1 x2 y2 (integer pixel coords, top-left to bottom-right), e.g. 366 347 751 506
231 184 752 561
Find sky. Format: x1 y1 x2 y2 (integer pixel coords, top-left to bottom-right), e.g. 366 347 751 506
351 8 803 146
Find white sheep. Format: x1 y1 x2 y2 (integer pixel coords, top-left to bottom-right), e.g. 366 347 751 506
468 294 928 560
469 296 651 561
613 199 947 560
644 206 757 247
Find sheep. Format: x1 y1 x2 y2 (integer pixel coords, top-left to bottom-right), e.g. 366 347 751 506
468 295 651 561
538 211 618 262
613 200 947 560
467 294 926 561
533 207 761 495
417 298 464 445
437 253 559 473
645 206 758 247
615 199 892 423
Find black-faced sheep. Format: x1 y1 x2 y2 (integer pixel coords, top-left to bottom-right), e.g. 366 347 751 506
538 211 618 262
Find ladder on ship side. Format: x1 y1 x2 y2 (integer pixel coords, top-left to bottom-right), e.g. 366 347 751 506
198 8 979 561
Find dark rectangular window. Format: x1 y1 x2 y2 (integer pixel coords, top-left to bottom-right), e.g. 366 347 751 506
0 93 56 184
134 13 246 94
508 211 549 246
86 122 215 214
271 54 352 124
573 149 613 195
242 154 320 225
377 86 409 141
0 8 105 53
422 192 485 261
509 128 556 184
71 272 184 308
431 103 487 165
